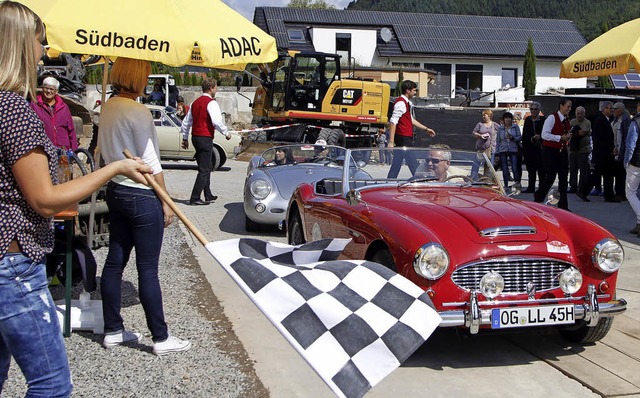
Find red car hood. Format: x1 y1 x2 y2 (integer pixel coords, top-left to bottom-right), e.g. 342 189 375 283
365 187 558 244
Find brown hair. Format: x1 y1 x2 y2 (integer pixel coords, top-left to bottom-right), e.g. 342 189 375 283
201 77 217 92
482 109 493 118
110 58 151 96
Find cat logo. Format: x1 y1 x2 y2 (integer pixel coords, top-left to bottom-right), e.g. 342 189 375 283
343 90 355 99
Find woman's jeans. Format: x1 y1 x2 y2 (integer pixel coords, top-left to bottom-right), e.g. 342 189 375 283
471 147 491 181
102 182 168 342
499 152 520 186
0 254 72 397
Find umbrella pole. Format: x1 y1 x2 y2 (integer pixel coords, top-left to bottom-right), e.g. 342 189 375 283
87 60 109 248
122 149 209 246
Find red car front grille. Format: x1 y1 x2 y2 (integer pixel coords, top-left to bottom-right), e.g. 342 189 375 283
451 258 572 294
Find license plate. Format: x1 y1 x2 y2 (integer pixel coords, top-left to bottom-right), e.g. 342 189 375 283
491 305 575 329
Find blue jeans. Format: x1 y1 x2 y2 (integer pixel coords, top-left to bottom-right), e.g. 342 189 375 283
499 152 521 186
0 254 72 397
387 135 418 178
102 182 168 342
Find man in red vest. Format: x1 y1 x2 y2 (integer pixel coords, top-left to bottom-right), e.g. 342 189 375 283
534 98 572 210
387 80 436 178
180 78 231 205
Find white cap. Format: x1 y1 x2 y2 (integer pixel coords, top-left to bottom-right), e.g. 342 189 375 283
315 139 327 146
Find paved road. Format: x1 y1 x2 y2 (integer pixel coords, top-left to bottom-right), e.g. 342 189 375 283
163 159 640 398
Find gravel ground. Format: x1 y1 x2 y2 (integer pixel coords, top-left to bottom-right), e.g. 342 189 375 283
3 222 269 397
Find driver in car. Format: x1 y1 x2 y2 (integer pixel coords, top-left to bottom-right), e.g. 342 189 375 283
308 139 330 162
415 144 451 182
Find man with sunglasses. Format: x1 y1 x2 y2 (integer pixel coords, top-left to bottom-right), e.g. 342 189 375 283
416 144 451 182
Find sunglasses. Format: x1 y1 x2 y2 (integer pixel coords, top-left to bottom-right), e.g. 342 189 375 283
426 157 446 164
529 108 539 111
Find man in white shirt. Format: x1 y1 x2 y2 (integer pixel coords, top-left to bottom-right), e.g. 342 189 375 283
180 78 230 205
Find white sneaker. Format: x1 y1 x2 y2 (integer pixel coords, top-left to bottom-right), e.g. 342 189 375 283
153 335 191 356
103 329 142 348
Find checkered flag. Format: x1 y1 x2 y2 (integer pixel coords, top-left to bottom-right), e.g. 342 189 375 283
206 238 441 398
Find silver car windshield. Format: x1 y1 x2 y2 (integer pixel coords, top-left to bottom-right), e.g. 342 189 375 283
340 147 503 193
258 144 346 168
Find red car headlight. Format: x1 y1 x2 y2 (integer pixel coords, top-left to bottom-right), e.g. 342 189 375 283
592 238 624 273
413 243 449 280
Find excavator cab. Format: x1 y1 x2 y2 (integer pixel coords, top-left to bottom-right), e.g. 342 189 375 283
268 52 340 113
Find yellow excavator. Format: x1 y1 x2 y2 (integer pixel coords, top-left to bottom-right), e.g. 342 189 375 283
247 51 391 147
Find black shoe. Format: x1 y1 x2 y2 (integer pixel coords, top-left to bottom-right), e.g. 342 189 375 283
604 197 621 203
204 195 218 202
576 192 590 202
188 199 210 206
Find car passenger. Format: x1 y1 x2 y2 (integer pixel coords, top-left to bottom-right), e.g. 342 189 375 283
268 147 296 166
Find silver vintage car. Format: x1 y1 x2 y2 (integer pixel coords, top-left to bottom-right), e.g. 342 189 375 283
244 143 352 231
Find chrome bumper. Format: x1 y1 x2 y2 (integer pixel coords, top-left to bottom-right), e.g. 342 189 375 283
438 284 627 333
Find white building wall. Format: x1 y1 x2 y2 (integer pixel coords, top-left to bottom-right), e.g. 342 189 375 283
536 62 587 92
310 27 377 66
370 55 587 101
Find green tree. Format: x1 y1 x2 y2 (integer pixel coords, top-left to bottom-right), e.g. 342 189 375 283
288 0 336 9
183 66 190 86
523 38 537 100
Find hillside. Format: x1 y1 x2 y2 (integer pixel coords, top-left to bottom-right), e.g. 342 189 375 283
345 0 639 42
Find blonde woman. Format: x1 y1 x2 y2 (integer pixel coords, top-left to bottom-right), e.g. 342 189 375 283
0 2 151 395
98 57 190 355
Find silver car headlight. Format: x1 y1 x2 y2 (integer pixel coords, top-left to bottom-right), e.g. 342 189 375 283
559 267 583 294
250 179 271 200
413 243 449 280
479 271 504 298
592 238 624 273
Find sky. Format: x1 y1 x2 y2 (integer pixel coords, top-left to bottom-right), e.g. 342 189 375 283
222 0 353 21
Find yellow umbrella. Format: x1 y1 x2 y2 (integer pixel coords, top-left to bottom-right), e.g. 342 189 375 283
17 0 277 68
560 18 640 78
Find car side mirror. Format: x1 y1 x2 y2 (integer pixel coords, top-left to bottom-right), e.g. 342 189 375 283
346 189 362 206
545 189 560 206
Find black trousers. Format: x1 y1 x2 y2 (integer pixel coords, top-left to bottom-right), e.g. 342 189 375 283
190 135 214 201
613 160 626 197
592 155 615 200
535 146 569 209
569 152 590 196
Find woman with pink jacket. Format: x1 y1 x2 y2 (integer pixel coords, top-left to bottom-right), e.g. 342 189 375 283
30 76 78 150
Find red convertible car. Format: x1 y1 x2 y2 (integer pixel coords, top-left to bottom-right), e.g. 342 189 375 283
285 146 626 342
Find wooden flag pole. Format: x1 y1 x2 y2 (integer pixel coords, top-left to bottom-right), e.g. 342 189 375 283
123 149 209 245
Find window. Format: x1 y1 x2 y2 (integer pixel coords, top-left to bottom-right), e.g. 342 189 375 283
455 64 483 91
501 68 517 89
336 33 351 67
424 64 451 99
287 29 305 42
